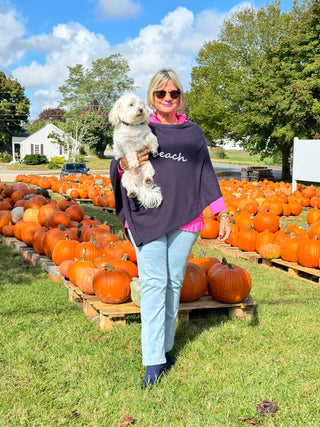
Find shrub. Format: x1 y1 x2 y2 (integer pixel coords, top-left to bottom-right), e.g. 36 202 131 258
210 147 228 159
23 154 48 165
0 151 13 163
50 156 66 164
47 162 61 169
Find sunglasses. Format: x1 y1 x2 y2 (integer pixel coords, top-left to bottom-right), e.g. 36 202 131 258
154 90 181 99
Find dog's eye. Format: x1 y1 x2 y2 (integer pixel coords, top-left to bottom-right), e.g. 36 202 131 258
129 103 134 107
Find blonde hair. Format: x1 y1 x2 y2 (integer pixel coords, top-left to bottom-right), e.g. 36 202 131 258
146 69 186 110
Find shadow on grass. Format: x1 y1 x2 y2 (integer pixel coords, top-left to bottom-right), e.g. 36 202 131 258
173 303 259 363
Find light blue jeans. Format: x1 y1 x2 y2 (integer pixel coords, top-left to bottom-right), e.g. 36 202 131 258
128 229 200 366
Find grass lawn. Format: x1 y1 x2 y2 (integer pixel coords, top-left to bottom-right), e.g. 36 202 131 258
2 149 280 174
1 206 319 426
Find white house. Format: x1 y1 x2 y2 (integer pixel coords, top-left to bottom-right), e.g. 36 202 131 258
11 123 73 163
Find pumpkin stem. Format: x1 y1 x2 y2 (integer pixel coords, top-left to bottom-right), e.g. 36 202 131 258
199 250 206 258
221 257 228 265
103 263 115 272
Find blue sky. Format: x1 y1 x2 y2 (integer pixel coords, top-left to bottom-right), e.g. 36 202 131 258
1 0 293 121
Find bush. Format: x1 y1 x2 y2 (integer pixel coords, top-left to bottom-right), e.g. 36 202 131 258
23 154 48 165
210 147 228 159
50 156 66 164
0 151 13 163
47 162 61 169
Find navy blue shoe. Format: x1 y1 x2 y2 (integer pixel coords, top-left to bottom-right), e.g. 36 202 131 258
165 352 174 370
142 363 166 389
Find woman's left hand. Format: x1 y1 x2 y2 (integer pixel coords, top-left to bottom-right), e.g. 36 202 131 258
217 218 232 242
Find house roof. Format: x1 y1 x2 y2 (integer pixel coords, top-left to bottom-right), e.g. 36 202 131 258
19 123 74 144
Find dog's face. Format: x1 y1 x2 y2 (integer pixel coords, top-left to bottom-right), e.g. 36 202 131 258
109 94 150 127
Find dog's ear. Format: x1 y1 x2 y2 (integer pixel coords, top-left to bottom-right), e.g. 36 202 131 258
108 98 121 126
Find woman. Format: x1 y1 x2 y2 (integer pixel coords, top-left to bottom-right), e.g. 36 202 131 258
110 69 231 388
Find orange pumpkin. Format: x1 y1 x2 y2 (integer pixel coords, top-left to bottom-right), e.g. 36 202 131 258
180 263 208 302
207 257 252 303
93 265 131 303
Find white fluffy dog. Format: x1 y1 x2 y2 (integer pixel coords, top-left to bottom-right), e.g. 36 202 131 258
108 93 162 209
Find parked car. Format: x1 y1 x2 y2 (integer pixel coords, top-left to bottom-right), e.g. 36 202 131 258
60 162 90 178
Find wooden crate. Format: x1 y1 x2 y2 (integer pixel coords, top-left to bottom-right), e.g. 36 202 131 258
197 237 262 264
64 279 257 331
261 258 320 284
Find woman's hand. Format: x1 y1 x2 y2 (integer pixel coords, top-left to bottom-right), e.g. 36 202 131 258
217 217 232 242
120 146 149 170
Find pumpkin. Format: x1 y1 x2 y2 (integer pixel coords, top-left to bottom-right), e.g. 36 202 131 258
20 222 41 246
32 227 48 254
10 206 24 224
37 204 59 226
93 265 131 303
296 237 320 268
43 226 78 259
46 211 71 228
108 257 138 278
189 251 220 274
68 256 95 285
200 218 219 239
255 230 276 252
258 243 281 259
306 208 320 225
75 267 101 294
2 223 15 237
280 236 303 262
207 257 252 303
52 237 80 265
59 259 74 279
253 212 279 233
65 204 84 222
237 227 258 252
0 210 12 233
180 263 208 302
23 208 40 223
103 241 123 260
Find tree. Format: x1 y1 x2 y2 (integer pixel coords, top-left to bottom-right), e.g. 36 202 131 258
57 54 135 158
27 108 67 134
187 1 319 180
58 54 135 112
0 71 30 144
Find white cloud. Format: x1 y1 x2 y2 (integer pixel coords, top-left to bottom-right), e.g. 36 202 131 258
4 2 252 120
12 22 110 89
0 5 26 67
95 0 141 19
112 6 228 93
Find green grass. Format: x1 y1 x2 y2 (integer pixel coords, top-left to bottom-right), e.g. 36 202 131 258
1 206 319 426
2 149 280 173
4 157 113 172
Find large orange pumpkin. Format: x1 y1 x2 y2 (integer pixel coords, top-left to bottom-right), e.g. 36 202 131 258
207 257 252 303
93 265 131 303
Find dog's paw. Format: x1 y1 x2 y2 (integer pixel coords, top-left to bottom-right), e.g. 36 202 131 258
128 190 138 198
144 177 154 187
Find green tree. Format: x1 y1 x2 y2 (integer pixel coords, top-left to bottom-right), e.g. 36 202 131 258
57 54 134 157
187 1 320 180
58 54 135 112
27 108 67 134
0 72 30 144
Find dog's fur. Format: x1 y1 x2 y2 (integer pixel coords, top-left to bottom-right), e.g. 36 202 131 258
108 93 162 209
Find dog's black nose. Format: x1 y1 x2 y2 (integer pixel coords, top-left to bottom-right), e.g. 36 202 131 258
138 109 143 115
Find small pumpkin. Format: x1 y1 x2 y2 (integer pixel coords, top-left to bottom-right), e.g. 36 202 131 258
258 243 281 259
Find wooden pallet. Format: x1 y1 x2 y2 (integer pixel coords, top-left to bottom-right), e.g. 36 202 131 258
64 278 257 331
197 236 320 285
261 258 320 284
197 237 262 264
